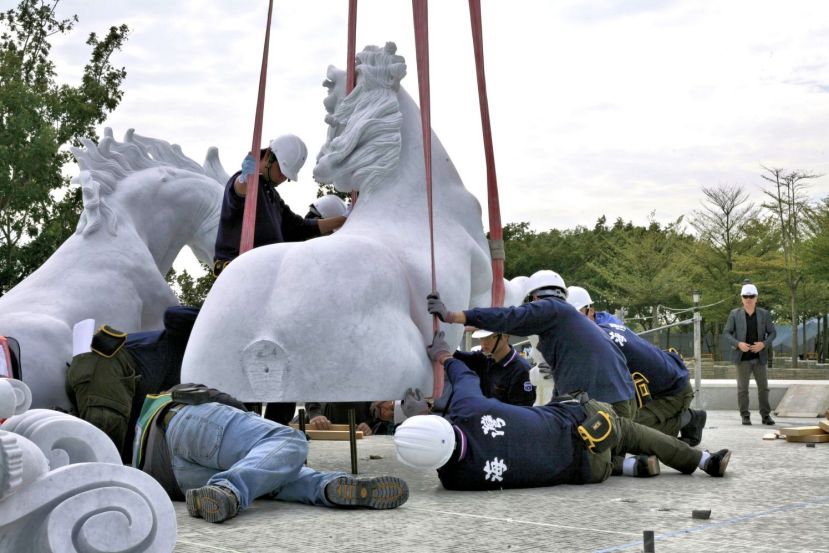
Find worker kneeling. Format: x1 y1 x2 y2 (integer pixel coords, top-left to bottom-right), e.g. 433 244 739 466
394 332 731 490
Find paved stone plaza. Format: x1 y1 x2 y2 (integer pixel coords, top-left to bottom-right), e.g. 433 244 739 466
173 411 828 553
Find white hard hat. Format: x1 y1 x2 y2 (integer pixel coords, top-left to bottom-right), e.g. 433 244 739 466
471 328 495 339
394 415 456 470
269 134 308 181
310 195 347 218
566 286 593 311
526 270 566 298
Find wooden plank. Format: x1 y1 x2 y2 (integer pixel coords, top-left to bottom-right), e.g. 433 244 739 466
290 423 352 432
785 433 829 443
303 430 363 441
778 425 827 437
818 419 829 433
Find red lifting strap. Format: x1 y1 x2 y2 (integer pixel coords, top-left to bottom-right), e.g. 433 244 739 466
469 0 505 307
412 0 443 399
239 0 275 255
346 0 359 205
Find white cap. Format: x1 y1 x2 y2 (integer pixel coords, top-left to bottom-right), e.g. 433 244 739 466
471 328 495 339
741 284 758 296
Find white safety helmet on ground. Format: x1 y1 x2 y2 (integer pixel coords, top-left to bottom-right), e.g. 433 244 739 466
394 415 456 470
566 286 593 311
309 195 348 218
525 270 567 300
269 134 308 181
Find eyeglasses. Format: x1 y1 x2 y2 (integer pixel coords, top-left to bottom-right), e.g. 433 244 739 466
741 295 756 299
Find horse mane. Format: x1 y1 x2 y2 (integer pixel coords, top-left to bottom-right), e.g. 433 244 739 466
70 128 215 236
313 42 405 193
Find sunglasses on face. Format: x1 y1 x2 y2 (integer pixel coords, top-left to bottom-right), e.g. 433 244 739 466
742 295 756 299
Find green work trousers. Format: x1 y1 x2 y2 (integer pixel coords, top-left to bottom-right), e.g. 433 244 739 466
635 382 694 437
610 397 637 475
583 400 702 483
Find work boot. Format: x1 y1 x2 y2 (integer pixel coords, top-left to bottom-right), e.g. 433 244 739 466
679 409 707 447
325 476 409 509
632 455 661 477
702 449 731 477
762 415 775 425
186 485 239 523
741 415 751 425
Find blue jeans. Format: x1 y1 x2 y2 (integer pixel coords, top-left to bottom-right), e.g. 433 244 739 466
165 402 347 509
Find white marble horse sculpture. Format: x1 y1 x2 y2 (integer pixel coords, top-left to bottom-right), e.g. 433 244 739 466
0 378 176 553
0 129 225 411
182 43 493 400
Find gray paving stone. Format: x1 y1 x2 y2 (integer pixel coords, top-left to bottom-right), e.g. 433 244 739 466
173 411 829 553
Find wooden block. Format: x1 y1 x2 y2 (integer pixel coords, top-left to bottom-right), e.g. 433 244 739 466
785 433 829 443
303 430 363 441
778 426 827 437
818 419 829 433
762 432 780 440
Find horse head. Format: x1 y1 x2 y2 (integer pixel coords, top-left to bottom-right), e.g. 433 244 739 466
181 42 492 402
71 128 224 273
0 129 224 410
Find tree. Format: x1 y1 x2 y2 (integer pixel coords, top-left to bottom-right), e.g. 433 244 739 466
0 0 128 293
165 266 216 307
758 166 822 366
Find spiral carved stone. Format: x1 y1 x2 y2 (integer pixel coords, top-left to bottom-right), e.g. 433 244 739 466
0 462 176 552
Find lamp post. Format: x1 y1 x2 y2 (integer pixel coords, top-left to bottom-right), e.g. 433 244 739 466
692 290 702 408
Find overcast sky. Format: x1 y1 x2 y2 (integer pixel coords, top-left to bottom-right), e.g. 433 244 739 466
40 0 829 268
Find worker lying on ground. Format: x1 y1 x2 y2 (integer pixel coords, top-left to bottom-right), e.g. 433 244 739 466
393 331 731 490
427 270 637 474
133 384 409 523
567 286 707 446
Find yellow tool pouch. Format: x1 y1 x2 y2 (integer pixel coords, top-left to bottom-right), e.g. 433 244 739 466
631 371 651 409
91 325 127 358
577 410 614 453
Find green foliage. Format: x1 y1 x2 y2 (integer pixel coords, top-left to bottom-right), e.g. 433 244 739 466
165 265 216 308
0 0 128 293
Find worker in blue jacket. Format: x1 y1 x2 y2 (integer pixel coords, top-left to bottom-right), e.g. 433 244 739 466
566 286 707 446
453 328 535 406
427 270 635 414
393 331 732 490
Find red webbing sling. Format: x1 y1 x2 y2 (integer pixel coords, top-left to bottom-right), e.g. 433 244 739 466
346 0 359 205
412 0 443 399
239 0 276 255
469 0 505 307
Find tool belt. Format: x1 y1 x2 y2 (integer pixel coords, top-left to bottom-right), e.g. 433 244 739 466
91 325 127 358
631 371 652 409
161 404 184 431
577 399 620 454
213 259 231 277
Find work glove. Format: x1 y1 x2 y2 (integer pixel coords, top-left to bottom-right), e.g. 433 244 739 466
401 387 429 418
427 330 451 364
239 153 257 184
427 292 449 322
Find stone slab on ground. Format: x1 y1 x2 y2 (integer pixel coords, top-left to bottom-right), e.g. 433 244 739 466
774 384 829 417
173 411 829 553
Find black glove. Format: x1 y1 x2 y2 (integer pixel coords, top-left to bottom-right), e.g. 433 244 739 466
427 292 449 322
401 387 428 417
427 330 451 363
